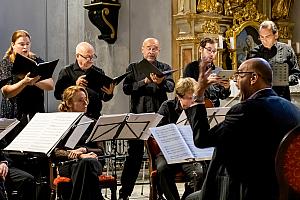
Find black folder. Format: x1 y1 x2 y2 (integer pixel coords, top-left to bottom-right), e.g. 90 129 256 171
12 53 59 80
85 69 131 91
137 59 177 80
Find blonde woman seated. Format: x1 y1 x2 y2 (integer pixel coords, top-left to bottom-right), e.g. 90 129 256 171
54 85 105 200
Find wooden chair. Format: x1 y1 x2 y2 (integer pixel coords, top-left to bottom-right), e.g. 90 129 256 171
50 164 117 200
275 124 300 200
146 138 189 200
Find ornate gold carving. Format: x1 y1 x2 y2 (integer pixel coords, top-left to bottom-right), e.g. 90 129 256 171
202 20 220 34
272 0 293 20
101 8 115 39
197 0 221 13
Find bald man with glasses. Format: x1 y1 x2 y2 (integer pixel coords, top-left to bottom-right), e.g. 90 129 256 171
54 42 115 119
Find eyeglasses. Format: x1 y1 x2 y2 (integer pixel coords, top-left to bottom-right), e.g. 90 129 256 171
233 71 254 81
204 47 217 54
78 53 97 61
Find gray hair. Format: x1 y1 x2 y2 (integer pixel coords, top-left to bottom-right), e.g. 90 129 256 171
259 21 278 34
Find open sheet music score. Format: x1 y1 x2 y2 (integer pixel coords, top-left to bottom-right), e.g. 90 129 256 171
150 124 214 164
86 113 163 142
4 112 83 156
0 118 20 140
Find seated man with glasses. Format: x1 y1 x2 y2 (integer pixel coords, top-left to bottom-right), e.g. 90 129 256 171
183 37 231 107
248 20 300 101
54 42 115 119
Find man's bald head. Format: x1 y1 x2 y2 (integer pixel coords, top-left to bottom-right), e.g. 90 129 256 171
242 58 273 86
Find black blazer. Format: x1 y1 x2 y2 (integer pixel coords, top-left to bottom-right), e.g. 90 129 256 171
186 88 300 200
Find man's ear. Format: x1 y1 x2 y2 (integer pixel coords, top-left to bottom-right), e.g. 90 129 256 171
274 32 279 40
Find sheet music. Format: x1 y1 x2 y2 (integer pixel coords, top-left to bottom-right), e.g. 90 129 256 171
206 107 230 127
178 125 214 161
176 110 189 125
4 112 83 156
87 113 163 142
273 63 289 86
65 115 94 149
150 124 193 164
0 118 20 140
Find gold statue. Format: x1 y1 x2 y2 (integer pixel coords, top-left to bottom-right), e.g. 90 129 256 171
272 0 293 20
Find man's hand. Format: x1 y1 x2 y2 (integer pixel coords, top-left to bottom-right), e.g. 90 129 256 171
150 73 165 84
219 79 230 89
144 76 152 84
0 163 8 178
101 83 115 95
196 58 215 96
76 75 88 87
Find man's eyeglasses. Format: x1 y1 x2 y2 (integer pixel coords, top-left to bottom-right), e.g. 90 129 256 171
78 53 97 61
233 71 254 81
204 47 217 54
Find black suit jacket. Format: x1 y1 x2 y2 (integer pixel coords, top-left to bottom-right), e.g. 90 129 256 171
186 88 300 200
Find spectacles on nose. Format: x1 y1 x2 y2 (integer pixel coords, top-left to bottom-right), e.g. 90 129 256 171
78 53 97 61
204 47 217 54
233 71 254 81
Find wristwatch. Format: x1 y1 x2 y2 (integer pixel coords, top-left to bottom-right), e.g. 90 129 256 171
193 95 205 103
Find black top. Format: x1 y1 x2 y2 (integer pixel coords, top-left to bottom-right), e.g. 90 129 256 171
248 42 300 100
123 60 175 113
157 97 182 126
186 89 300 199
54 61 113 119
0 57 45 120
184 60 231 107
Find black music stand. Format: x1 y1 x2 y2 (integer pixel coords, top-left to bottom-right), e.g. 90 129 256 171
86 113 162 178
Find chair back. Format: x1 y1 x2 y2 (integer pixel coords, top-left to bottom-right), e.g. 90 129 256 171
275 124 300 200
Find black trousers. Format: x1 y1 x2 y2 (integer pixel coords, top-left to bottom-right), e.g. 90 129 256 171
156 155 205 200
59 158 103 200
5 167 36 200
119 140 145 198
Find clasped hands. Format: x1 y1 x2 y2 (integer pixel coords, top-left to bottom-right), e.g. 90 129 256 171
67 147 98 159
76 75 115 94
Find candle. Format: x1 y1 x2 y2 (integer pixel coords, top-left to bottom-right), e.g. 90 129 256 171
296 42 300 54
288 39 292 46
218 35 223 49
230 37 235 49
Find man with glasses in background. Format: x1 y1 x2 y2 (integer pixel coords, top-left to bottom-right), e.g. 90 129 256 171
248 20 300 101
54 42 115 119
184 37 230 107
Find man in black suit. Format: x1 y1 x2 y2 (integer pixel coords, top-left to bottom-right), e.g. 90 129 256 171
186 57 300 200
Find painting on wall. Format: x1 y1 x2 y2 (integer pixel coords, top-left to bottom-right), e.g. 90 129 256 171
236 25 261 67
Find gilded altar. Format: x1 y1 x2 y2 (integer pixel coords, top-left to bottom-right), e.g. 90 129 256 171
172 0 295 82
